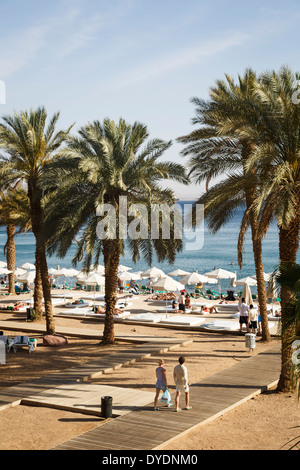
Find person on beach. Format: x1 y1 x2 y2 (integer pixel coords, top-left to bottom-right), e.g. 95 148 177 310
248 304 258 336
238 297 250 333
173 356 192 412
185 294 191 309
178 292 185 312
154 359 173 410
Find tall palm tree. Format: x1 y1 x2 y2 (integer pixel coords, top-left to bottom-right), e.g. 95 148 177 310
42 118 189 344
0 107 73 333
178 69 271 342
244 67 300 391
0 188 31 293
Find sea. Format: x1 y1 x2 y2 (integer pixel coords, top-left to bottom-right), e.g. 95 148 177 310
1 201 299 294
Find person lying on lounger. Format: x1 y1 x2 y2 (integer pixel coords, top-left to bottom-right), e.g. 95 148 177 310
96 305 124 315
201 305 217 314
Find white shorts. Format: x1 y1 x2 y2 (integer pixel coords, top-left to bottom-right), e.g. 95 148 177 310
175 382 189 392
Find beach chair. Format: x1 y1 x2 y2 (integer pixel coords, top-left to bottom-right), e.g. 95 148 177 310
8 335 36 353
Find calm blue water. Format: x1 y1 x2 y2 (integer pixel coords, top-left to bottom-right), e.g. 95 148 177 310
0 201 298 293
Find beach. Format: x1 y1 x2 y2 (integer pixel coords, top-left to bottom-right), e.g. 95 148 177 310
1 289 298 450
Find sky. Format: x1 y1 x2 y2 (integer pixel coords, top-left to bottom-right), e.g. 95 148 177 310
1 0 300 198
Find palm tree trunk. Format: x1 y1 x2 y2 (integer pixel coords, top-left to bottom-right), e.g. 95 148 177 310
33 259 43 319
6 224 15 294
36 242 55 334
277 211 300 392
102 240 120 345
242 143 270 342
28 183 55 333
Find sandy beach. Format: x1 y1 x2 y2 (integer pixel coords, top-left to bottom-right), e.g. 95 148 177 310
0 289 299 451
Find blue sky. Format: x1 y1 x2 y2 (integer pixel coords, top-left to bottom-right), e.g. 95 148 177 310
1 0 300 198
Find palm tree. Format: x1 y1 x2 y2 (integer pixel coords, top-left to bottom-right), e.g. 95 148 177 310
0 188 31 294
178 69 271 342
42 118 189 344
0 107 73 333
244 67 300 391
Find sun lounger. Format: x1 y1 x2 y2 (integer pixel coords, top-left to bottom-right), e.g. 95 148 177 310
200 320 240 331
64 301 90 308
126 313 167 323
159 315 206 326
157 306 192 314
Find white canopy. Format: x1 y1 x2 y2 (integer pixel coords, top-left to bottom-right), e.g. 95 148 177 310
18 262 35 270
167 269 191 277
205 268 236 279
181 272 217 285
0 267 12 275
150 275 184 291
16 271 35 284
235 276 257 286
84 273 105 286
141 267 165 278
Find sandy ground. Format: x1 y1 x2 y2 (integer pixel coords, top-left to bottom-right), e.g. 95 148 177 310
0 289 299 451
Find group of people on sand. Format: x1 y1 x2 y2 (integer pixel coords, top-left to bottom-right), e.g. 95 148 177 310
154 357 192 412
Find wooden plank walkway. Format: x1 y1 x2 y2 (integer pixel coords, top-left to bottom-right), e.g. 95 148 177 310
0 325 192 412
52 345 281 450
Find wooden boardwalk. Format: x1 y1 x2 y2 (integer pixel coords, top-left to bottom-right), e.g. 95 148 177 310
53 345 281 450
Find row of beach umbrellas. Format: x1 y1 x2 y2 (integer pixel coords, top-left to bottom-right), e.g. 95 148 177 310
0 260 278 306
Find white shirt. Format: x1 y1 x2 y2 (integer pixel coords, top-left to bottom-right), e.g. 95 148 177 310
238 302 249 316
173 364 188 386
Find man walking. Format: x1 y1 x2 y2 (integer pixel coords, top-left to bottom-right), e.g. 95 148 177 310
173 356 192 412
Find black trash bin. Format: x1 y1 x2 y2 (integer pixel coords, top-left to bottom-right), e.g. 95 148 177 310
26 307 33 321
101 396 113 418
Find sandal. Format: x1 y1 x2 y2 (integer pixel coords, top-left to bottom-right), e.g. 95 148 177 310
175 408 182 412
154 408 159 411
184 406 192 410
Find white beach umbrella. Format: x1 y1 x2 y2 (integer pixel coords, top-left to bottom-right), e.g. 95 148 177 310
48 268 59 275
118 264 132 272
0 267 12 275
14 268 27 277
92 265 105 275
241 283 253 305
235 276 257 286
19 262 35 270
0 261 7 268
204 268 236 297
180 272 217 285
151 276 184 316
251 272 271 282
17 271 36 283
230 271 237 288
84 273 105 308
266 275 279 313
150 275 184 292
141 267 165 278
167 269 191 277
